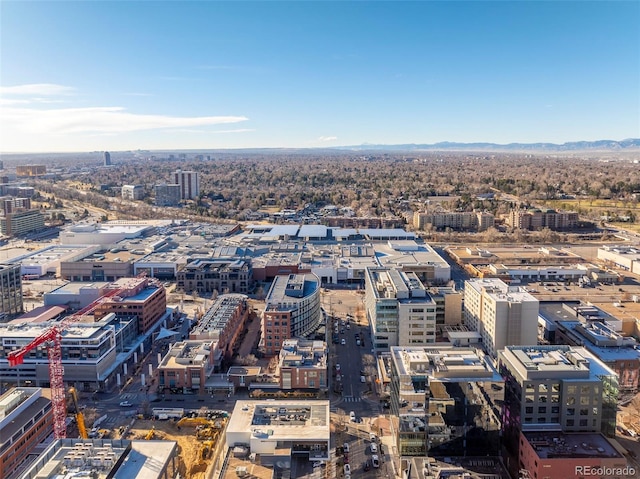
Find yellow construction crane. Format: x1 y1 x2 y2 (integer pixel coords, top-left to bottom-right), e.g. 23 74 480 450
69 387 88 439
145 426 156 440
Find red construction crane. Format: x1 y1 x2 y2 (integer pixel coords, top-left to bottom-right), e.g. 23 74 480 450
7 278 150 438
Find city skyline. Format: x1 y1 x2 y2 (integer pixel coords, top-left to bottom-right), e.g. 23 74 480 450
0 1 638 153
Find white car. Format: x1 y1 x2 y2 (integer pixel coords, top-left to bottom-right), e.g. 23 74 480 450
349 411 356 422
370 442 377 453
371 455 380 468
119 401 133 407
312 461 324 468
341 338 346 345
343 442 350 453
344 464 351 475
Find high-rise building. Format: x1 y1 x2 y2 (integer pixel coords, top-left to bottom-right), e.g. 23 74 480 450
389 345 504 457
104 151 111 166
173 170 200 200
154 183 182 206
498 345 619 476
0 264 23 321
463 278 539 358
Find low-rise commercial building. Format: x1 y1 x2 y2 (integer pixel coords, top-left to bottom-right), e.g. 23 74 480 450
226 400 330 463
277 339 327 391
598 245 640 274
157 340 216 394
519 431 629 479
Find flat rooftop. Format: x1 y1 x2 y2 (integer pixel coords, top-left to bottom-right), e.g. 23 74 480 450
466 278 538 303
227 400 330 442
266 273 318 303
47 282 110 295
19 439 177 479
10 245 95 265
448 245 582 264
500 345 616 381
523 431 622 459
390 346 501 382
193 294 246 336
0 322 103 340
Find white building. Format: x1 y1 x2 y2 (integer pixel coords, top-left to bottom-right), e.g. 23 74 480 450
598 245 640 274
226 400 330 461
60 223 152 247
121 184 144 200
9 245 98 277
463 278 539 358
365 267 438 351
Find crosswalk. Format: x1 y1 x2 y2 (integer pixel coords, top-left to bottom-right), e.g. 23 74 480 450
342 396 362 403
119 393 137 400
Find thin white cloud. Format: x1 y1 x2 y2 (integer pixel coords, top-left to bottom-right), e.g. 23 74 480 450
214 128 255 134
318 136 338 142
0 83 75 96
1 106 249 135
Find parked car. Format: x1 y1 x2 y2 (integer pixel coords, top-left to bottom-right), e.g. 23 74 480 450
370 442 378 453
344 464 351 475
343 442 350 453
371 455 380 468
349 411 356 422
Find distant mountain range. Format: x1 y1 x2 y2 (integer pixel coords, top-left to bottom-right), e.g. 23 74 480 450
336 138 640 152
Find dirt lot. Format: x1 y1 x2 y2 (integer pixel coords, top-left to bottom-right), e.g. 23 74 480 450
126 419 219 479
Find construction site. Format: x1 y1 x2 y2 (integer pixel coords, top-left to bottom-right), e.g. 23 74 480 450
124 413 227 479
66 406 227 479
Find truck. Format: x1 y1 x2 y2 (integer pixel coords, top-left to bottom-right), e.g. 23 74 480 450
152 407 184 420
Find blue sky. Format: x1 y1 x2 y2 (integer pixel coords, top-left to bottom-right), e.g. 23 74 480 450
1 1 638 152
